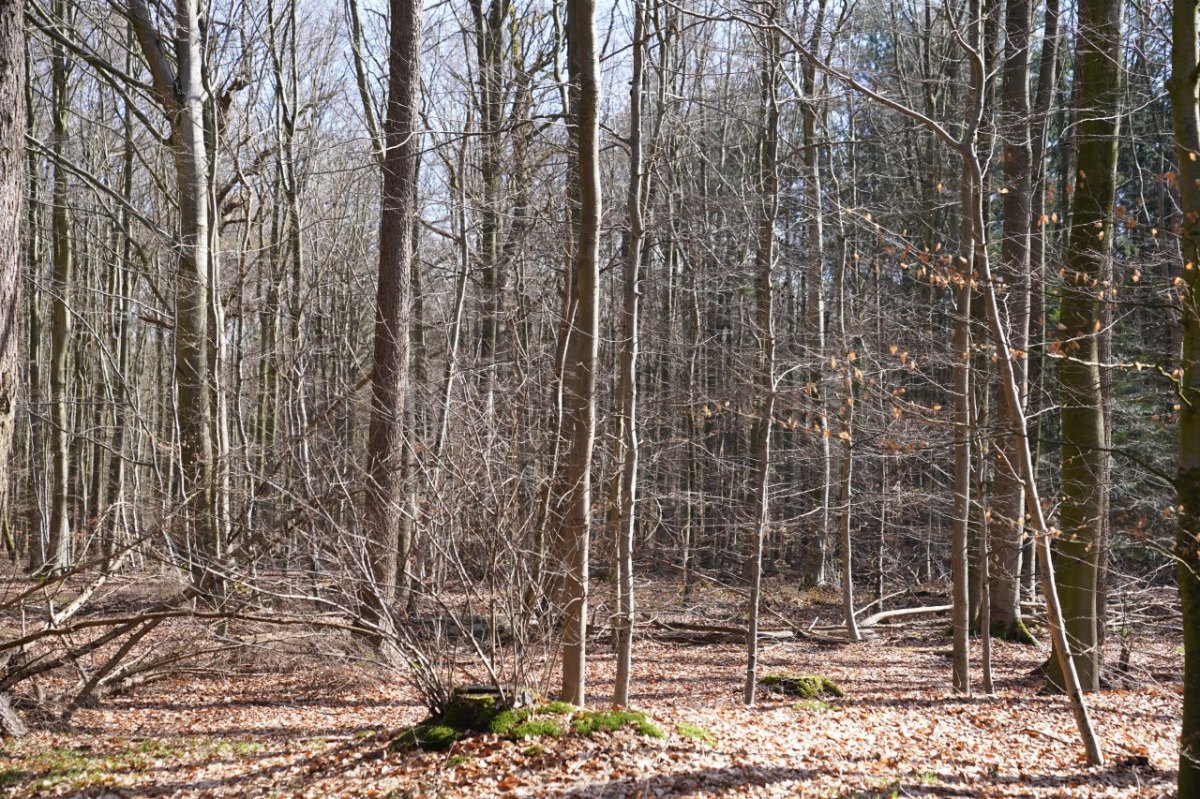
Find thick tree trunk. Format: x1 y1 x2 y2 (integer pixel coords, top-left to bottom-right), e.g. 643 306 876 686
128 0 223 590
560 0 600 707
990 0 1033 643
362 0 422 636
1169 1 1200 792
1051 0 1123 693
0 0 23 550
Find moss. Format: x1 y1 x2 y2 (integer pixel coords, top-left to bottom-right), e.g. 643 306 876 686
540 700 575 715
390 722 459 752
571 709 664 739
991 617 1037 645
439 692 501 732
444 754 470 768
759 673 843 698
418 724 458 751
792 699 839 712
675 723 716 745
522 743 547 757
509 719 564 739
486 707 532 736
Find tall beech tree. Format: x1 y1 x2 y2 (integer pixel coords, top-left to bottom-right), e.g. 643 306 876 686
613 0 648 709
128 0 220 589
560 0 600 707
363 0 423 633
0 0 21 545
990 0 1034 644
1053 0 1124 692
744 13 782 706
1171 0 1200 791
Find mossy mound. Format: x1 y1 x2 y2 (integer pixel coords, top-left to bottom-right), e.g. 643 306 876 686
571 709 664 738
391 686 663 752
759 673 843 698
391 722 460 752
393 687 575 752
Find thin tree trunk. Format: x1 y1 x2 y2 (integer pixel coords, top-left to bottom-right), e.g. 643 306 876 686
46 15 72 573
613 0 646 710
744 17 780 707
560 0 600 707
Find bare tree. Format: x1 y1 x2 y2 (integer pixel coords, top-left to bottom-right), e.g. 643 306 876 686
362 0 423 635
1052 0 1124 692
127 0 221 590
559 0 601 708
0 0 22 552
1170 0 1200 791
614 0 648 709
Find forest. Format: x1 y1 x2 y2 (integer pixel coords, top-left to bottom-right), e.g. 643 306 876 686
0 0 1195 795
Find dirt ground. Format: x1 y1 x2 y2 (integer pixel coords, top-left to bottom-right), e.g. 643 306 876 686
0 577 1182 798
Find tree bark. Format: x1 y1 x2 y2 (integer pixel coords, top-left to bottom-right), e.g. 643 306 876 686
0 0 23 552
1051 0 1123 692
1169 0 1200 791
613 0 646 710
560 0 600 707
744 16 781 707
990 0 1033 643
362 0 423 634
45 11 72 574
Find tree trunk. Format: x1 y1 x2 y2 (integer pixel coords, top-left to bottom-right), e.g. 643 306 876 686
613 0 646 710
129 0 220 592
990 0 1033 643
560 0 600 707
46 17 72 574
0 0 23 551
1051 0 1123 693
362 0 422 634
744 18 780 707
1169 0 1200 791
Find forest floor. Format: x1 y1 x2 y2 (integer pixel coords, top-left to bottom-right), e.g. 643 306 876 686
0 575 1182 798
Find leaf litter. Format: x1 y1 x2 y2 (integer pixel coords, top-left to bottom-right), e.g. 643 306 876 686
0 577 1179 798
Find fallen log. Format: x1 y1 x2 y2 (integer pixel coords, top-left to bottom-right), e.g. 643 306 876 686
647 620 853 646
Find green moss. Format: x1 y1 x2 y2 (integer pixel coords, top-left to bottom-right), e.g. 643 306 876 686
792 699 839 712
509 719 564 739
445 754 470 768
390 723 460 752
540 701 575 715
675 723 716 745
418 724 458 751
759 673 843 698
990 617 1037 645
522 743 547 757
571 710 664 739
486 707 532 736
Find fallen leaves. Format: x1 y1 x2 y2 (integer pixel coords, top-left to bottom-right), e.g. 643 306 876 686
0 577 1183 798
